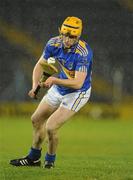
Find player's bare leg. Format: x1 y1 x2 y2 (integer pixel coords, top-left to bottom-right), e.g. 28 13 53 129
10 101 57 167
44 106 75 168
31 101 57 149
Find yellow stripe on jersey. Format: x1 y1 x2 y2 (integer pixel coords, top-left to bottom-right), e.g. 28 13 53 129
78 40 87 50
51 43 61 47
76 40 88 56
48 36 62 47
75 48 82 56
71 92 86 111
59 63 75 79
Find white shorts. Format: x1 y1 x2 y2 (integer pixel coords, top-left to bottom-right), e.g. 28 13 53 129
42 85 91 112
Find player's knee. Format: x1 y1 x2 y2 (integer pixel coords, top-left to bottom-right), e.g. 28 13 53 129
31 114 40 128
46 122 56 135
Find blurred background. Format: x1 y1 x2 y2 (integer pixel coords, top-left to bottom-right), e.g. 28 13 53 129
0 0 133 119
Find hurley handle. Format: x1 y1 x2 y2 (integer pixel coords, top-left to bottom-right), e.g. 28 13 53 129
33 84 41 99
33 72 51 99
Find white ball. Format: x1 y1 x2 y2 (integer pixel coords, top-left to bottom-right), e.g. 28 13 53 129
47 57 56 64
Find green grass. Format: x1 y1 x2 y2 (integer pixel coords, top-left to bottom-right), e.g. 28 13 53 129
0 116 133 180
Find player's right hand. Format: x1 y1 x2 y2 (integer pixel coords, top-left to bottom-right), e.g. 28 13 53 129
28 89 36 99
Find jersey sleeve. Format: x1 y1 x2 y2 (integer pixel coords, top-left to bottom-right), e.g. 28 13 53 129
75 49 93 72
42 41 54 60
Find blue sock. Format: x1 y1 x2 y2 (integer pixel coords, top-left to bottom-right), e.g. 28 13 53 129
28 147 41 161
45 153 56 163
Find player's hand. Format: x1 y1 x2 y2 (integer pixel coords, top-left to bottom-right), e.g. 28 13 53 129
28 88 37 98
42 77 57 88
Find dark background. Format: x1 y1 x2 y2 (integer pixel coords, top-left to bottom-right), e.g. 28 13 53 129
0 0 132 103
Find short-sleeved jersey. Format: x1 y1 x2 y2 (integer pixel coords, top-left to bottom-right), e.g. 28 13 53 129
43 36 93 95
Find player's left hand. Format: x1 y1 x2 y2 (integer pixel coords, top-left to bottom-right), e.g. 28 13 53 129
41 77 57 88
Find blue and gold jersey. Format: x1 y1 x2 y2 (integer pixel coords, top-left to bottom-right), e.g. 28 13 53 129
43 36 93 95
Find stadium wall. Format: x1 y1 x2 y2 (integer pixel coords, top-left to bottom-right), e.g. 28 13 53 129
0 103 132 120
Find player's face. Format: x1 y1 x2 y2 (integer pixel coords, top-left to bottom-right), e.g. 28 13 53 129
61 34 78 48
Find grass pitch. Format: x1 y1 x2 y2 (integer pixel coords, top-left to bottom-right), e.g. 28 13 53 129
0 116 133 180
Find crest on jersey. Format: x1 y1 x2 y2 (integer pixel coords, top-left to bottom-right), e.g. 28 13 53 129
68 62 73 70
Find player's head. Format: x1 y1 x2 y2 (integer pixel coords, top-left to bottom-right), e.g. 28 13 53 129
60 16 82 48
60 16 82 37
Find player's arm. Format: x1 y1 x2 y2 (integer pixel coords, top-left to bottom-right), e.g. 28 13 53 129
28 56 47 98
32 56 47 89
44 71 87 89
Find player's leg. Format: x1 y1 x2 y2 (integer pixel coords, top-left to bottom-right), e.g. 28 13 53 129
10 101 56 167
31 101 57 150
44 106 75 168
10 85 61 167
44 88 91 168
46 106 75 154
